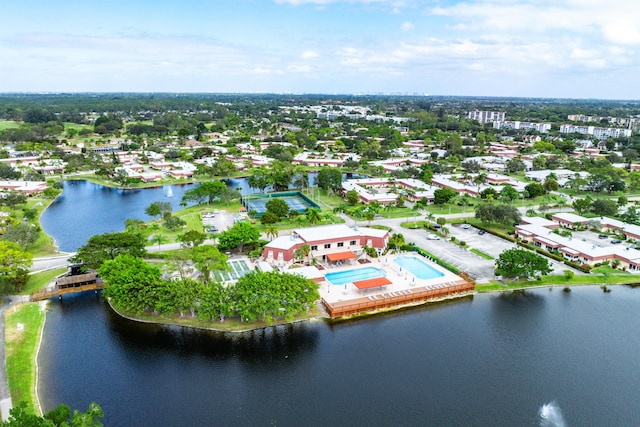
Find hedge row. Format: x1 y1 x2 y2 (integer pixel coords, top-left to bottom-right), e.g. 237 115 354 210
563 260 592 273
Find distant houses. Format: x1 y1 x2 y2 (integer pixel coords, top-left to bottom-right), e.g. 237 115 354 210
515 213 640 271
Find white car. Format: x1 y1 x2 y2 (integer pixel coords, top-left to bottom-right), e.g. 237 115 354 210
427 233 440 240
462 224 471 230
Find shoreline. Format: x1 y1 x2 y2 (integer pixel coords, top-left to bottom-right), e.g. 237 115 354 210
25 280 633 419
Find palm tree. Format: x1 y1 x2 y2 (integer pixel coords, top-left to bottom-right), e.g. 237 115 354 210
306 208 322 225
474 173 487 192
152 233 166 250
365 211 375 226
265 225 279 241
388 233 406 251
412 204 422 227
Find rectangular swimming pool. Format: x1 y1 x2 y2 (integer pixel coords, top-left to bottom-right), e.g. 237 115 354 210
394 256 444 280
325 267 385 286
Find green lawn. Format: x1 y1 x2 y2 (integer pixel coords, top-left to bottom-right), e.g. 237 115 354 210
476 274 640 292
5 303 46 415
23 268 67 295
470 248 494 260
0 120 20 131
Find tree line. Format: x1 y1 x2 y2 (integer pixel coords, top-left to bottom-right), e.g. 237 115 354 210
99 254 319 324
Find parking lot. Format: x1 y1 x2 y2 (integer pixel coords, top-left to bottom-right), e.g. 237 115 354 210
201 209 237 234
570 229 630 249
397 224 498 282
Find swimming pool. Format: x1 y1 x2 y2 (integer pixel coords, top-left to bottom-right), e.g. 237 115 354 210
325 267 385 286
394 256 444 280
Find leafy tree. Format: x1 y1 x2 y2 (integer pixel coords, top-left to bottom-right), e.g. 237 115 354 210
572 198 592 215
1 223 39 250
505 158 526 173
591 199 618 217
265 198 290 219
475 203 521 226
198 282 230 322
462 160 481 173
72 231 146 269
247 167 271 193
543 177 559 192
100 254 162 314
480 187 498 199
495 248 552 279
0 193 27 208
260 211 279 225
316 167 343 193
163 215 186 231
524 182 545 198
231 271 319 323
628 171 640 191
2 401 104 427
179 230 206 249
182 181 227 205
500 185 519 203
433 187 456 205
346 189 359 206
0 163 21 180
0 241 32 294
145 201 171 219
217 221 261 252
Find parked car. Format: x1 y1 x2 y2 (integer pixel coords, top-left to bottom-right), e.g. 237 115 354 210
611 239 622 244
598 234 608 239
478 229 486 235
427 233 440 240
462 224 471 230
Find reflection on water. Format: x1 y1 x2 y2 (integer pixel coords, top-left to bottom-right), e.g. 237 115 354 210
39 282 640 426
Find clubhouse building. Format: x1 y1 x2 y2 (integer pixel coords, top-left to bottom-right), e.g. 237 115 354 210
262 224 389 266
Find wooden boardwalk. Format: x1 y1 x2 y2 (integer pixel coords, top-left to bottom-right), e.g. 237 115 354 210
29 282 104 302
322 281 475 319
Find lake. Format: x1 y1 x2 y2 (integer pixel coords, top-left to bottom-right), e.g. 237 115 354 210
40 175 327 252
38 286 640 426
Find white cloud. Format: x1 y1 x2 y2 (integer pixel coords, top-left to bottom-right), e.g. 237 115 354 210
288 64 312 73
401 22 414 32
302 50 320 59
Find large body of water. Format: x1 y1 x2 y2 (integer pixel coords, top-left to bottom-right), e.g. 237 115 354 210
40 172 364 252
40 175 326 252
39 286 640 426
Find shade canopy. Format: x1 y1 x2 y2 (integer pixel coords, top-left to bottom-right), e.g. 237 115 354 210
353 277 392 290
326 251 356 262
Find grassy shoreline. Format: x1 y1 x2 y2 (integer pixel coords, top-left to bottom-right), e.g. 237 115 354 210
4 302 47 416
4 275 639 421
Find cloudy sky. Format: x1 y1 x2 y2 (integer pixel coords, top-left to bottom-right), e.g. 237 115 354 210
1 0 639 99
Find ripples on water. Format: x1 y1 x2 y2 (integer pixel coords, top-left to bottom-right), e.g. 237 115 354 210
38 282 640 426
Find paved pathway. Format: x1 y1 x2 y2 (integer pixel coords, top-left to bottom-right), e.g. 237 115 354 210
0 297 10 421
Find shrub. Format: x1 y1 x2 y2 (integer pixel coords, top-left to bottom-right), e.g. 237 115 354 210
563 270 574 280
459 241 466 247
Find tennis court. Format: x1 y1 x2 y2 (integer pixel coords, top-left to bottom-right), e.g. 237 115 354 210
241 192 320 216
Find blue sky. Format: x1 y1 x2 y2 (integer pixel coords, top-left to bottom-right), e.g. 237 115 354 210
1 0 639 99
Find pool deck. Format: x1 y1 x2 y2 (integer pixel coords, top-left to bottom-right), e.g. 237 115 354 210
318 253 475 319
